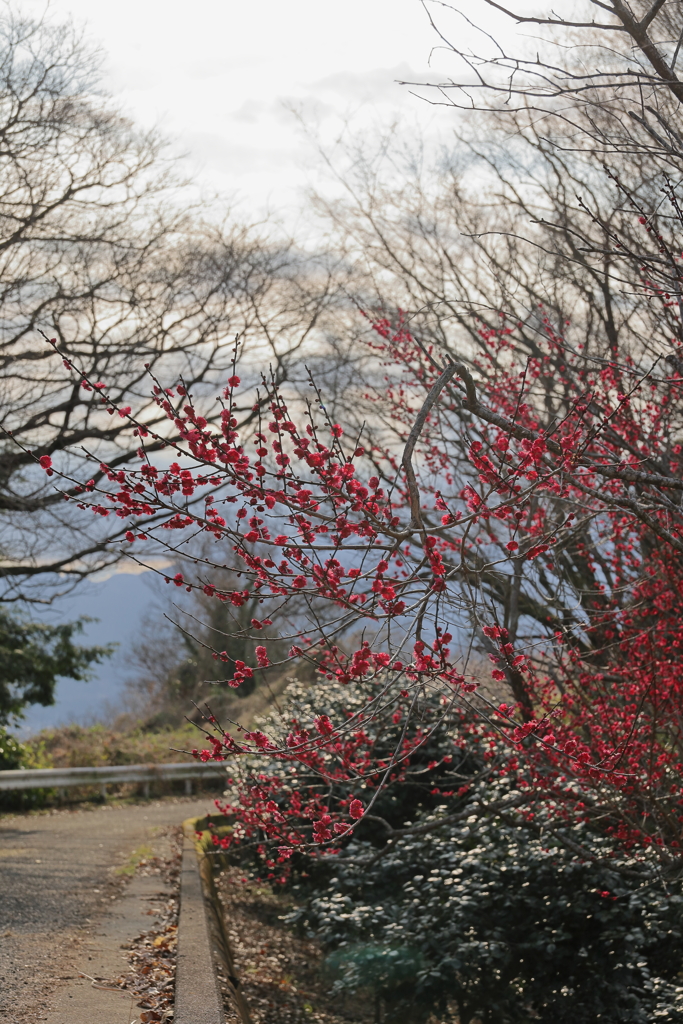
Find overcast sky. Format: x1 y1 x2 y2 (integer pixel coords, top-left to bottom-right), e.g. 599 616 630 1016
21 0 496 223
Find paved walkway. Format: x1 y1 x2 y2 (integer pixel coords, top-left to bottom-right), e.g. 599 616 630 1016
0 796 215 1023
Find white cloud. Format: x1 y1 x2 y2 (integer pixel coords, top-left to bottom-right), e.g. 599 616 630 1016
309 63 429 103
92 557 173 583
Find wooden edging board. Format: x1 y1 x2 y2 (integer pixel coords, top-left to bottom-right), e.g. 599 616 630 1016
175 815 251 1024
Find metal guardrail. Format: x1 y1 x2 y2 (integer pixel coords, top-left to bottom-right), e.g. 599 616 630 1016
0 761 225 797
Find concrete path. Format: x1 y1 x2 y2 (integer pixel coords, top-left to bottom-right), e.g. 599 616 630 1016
0 795 216 1023
44 869 173 1024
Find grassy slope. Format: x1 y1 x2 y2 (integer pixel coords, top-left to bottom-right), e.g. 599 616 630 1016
23 673 295 768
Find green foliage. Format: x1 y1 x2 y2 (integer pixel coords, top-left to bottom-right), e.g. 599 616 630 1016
0 609 113 725
325 944 427 1024
0 726 45 771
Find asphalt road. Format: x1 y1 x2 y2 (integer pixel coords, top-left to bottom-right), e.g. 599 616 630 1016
0 795 215 1023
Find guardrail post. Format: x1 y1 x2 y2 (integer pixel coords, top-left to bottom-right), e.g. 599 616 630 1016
185 778 192 796
143 780 150 799
100 783 107 799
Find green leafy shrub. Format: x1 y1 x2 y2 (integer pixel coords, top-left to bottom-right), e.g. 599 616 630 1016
0 725 52 810
324 944 427 1023
0 726 43 770
294 812 683 1023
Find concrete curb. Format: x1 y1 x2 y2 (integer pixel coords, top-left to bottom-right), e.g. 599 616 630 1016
176 816 251 1024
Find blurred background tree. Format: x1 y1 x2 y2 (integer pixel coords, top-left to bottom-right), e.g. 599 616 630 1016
122 553 320 728
0 6 343 603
